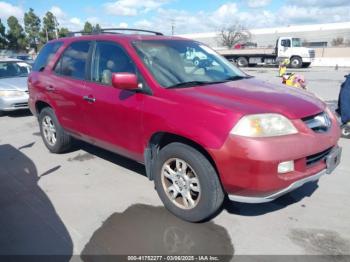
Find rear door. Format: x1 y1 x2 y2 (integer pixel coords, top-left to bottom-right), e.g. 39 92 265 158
82 41 145 160
49 41 93 137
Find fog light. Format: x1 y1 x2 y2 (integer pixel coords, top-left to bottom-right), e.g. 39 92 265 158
278 161 294 174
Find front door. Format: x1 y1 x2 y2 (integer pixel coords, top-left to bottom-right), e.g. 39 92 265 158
82 41 145 161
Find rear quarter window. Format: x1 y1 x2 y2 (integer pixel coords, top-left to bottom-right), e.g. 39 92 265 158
32 42 63 72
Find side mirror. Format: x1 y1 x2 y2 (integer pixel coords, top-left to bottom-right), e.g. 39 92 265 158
111 73 139 90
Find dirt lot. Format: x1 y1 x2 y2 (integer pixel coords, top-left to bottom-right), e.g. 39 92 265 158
0 67 349 261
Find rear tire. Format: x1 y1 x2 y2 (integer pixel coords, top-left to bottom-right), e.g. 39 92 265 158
236 57 248 67
0 110 4 117
39 107 72 153
153 142 224 222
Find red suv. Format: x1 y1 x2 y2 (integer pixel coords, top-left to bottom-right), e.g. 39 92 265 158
28 29 341 222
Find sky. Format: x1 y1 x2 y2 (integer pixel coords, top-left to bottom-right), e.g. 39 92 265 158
0 0 350 34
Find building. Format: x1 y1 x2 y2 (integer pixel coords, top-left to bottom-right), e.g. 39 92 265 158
178 21 350 49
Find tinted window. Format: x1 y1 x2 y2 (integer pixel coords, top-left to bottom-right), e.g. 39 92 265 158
55 41 91 80
91 41 135 85
32 42 63 72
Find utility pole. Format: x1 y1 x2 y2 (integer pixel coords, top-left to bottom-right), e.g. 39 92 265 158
54 17 59 39
45 28 49 42
171 19 175 36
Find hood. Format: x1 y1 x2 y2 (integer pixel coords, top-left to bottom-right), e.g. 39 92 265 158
175 78 324 119
0 77 28 91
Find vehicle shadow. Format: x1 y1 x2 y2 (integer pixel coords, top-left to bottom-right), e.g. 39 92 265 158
72 140 319 218
73 140 147 177
0 144 72 260
81 204 234 261
224 181 319 216
0 110 32 118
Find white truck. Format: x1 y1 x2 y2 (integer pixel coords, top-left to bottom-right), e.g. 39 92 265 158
217 37 315 68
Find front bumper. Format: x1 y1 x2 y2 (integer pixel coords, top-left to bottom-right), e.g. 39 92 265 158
228 144 341 203
302 57 314 63
228 169 326 203
0 94 29 111
210 109 341 202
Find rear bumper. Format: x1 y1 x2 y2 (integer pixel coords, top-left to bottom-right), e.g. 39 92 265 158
228 169 326 203
0 95 29 111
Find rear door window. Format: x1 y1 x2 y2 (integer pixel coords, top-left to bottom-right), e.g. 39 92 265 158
54 41 92 80
32 42 63 72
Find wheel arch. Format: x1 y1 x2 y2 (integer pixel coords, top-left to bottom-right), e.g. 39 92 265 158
144 132 220 181
35 100 52 115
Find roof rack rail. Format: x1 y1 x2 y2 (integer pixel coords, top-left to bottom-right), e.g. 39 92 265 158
101 28 164 35
67 28 163 37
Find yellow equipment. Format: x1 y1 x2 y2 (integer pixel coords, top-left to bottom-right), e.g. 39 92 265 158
282 73 306 90
279 59 290 77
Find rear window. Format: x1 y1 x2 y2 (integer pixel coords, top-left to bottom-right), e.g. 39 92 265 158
32 42 63 72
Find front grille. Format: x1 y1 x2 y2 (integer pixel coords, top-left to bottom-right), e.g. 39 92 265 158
303 112 331 133
308 50 315 58
306 147 332 166
13 102 28 108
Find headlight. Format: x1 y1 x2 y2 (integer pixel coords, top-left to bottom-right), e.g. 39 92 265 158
0 90 25 97
231 113 298 137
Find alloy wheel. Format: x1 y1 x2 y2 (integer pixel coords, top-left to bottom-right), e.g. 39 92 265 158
42 115 57 146
161 158 201 210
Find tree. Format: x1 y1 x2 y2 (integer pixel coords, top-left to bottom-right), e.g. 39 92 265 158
83 22 93 34
41 11 58 43
218 24 251 49
332 37 344 46
58 27 70 38
93 23 102 32
7 16 27 51
0 19 7 49
24 8 41 51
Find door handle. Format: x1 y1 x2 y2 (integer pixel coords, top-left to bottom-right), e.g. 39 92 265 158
83 95 96 103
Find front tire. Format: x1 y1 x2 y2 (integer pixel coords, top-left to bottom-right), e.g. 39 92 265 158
193 57 200 66
341 125 350 139
39 107 72 153
290 56 302 68
153 142 224 222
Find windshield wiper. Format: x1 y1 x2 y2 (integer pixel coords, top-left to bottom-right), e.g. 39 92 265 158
167 76 253 89
167 81 212 89
224 75 253 81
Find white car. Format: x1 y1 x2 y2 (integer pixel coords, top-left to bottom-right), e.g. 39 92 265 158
0 59 31 116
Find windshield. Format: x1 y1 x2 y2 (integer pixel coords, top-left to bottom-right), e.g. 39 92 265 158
292 38 302 47
0 61 31 78
133 40 248 88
